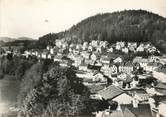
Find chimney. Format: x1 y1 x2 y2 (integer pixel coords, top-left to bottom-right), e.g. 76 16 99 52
132 98 139 108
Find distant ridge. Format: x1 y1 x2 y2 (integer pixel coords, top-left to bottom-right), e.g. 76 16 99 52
0 37 34 42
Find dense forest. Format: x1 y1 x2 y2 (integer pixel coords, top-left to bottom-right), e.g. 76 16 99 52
36 10 166 53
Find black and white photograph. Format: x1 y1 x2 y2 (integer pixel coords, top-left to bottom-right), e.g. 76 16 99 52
0 0 166 116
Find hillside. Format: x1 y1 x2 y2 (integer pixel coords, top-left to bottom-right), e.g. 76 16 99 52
37 10 166 53
67 10 166 53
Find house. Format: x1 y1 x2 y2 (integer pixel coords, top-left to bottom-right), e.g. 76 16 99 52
96 46 102 53
76 71 94 79
73 49 80 55
82 42 88 50
78 62 88 71
84 58 93 65
87 64 101 71
83 42 88 47
120 103 153 117
117 73 128 80
94 61 102 67
41 50 49 59
76 44 82 50
128 42 137 48
136 45 144 52
73 55 83 67
117 41 125 48
153 70 166 83
147 47 157 53
88 45 93 52
50 47 58 55
53 55 63 62
114 57 123 63
97 85 134 105
37 52 42 59
130 77 139 88
93 72 107 83
101 63 110 73
59 61 67 67
55 39 63 48
81 51 90 59
91 40 99 47
47 54 52 59
126 88 150 102
149 56 160 63
100 56 110 64
99 41 108 48
133 57 150 70
91 53 97 61
24 50 31 58
118 62 133 73
110 64 118 75
122 47 129 54
116 44 121 50
97 85 124 101
91 53 100 61
154 82 166 95
46 45 52 50
112 93 134 104
95 103 153 117
158 100 166 117
107 47 114 53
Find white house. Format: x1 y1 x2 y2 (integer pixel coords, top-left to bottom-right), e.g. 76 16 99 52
136 45 144 52
115 44 121 50
55 39 62 48
122 47 129 54
107 47 114 52
113 93 133 104
79 63 88 71
91 40 98 47
113 57 123 63
88 46 93 52
91 53 97 61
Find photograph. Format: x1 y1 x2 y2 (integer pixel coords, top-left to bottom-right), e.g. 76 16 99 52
0 0 166 116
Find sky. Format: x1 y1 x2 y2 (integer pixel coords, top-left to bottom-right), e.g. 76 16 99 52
0 0 166 39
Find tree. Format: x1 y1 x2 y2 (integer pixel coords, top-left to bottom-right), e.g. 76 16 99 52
21 66 91 116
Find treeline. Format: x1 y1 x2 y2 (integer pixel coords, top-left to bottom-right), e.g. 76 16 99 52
0 56 37 80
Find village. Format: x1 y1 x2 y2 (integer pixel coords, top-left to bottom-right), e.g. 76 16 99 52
1 38 166 117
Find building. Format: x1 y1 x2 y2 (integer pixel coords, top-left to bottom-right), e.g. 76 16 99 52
126 88 150 102
158 100 166 117
97 85 124 101
119 62 134 73
122 47 129 54
120 103 153 117
79 63 88 71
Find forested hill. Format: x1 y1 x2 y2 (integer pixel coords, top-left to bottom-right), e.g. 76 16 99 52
36 10 166 53
65 10 166 52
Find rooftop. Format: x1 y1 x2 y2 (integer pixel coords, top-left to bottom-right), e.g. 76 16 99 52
121 104 153 117
98 85 124 100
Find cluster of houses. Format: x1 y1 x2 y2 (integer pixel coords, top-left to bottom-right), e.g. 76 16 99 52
115 41 160 54
4 39 166 117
